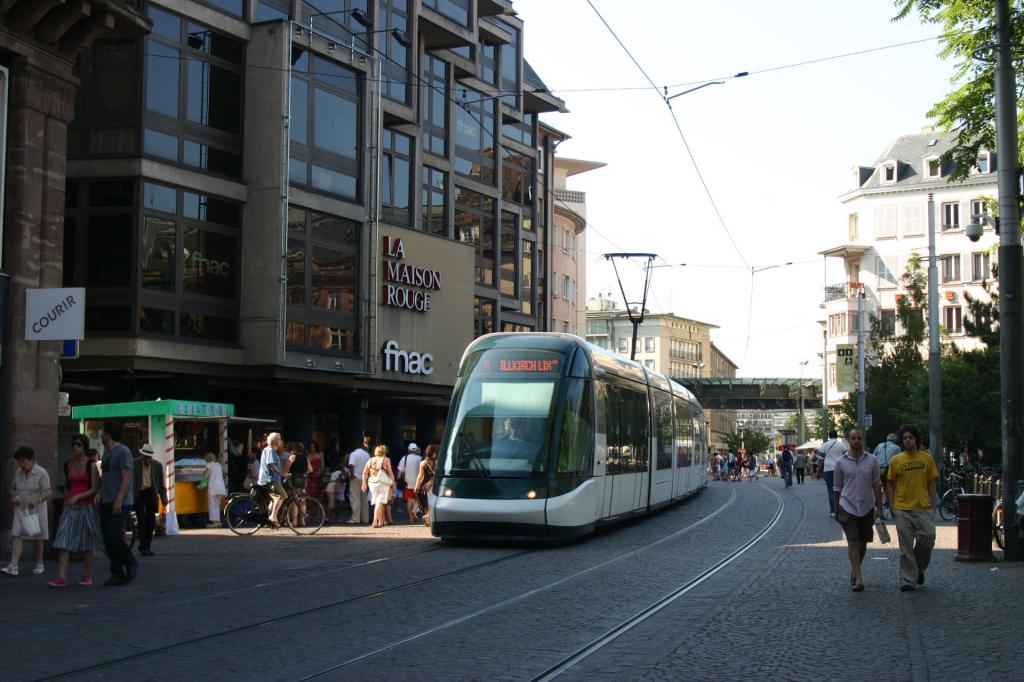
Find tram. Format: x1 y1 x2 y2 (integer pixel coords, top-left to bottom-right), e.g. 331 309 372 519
430 333 708 541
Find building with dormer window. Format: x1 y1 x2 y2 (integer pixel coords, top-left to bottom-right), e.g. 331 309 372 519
820 127 999 407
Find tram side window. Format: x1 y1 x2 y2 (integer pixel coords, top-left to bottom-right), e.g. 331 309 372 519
654 391 673 470
674 397 693 467
604 384 649 475
557 379 594 477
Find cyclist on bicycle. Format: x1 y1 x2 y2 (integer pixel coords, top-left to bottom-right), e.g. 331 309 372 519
779 446 794 488
257 433 288 528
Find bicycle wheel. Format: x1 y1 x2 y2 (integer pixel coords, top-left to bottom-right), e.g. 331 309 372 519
225 496 261 536
993 503 1004 550
939 488 960 521
287 496 325 535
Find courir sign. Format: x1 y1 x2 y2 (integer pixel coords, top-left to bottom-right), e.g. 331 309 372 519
25 288 85 341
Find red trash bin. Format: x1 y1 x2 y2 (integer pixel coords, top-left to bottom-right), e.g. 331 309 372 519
954 493 995 562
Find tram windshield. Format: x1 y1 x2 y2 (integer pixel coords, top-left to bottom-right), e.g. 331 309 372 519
444 350 562 478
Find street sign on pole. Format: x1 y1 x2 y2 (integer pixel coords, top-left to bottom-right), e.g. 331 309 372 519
59 339 79 359
864 414 873 428
836 344 856 393
24 288 85 341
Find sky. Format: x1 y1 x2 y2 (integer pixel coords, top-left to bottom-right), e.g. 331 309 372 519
513 0 958 379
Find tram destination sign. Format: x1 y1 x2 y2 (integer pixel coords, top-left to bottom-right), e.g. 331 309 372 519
480 351 562 374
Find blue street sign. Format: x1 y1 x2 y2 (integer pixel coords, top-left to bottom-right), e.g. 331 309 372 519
59 339 78 359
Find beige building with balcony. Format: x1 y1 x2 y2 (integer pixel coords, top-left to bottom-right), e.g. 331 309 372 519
584 296 737 448
821 129 999 407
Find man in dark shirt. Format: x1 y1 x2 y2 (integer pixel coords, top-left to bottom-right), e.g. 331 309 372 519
99 422 137 586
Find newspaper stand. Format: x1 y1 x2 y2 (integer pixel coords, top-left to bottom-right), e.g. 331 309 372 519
71 400 268 533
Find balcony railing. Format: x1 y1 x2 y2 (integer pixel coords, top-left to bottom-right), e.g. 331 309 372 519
553 188 586 205
823 282 864 303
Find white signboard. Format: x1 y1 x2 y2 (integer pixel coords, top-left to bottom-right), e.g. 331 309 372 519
25 288 85 341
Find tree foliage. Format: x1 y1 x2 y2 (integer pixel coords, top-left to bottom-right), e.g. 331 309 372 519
893 0 1024 180
724 428 773 455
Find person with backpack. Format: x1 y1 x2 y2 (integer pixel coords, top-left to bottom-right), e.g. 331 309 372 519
779 447 794 488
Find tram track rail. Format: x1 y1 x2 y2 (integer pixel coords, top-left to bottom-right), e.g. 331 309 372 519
12 540 443 641
297 486 739 681
34 548 531 682
530 483 785 681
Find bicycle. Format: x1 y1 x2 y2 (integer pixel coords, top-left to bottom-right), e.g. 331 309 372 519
225 480 325 536
993 480 1024 550
939 471 967 521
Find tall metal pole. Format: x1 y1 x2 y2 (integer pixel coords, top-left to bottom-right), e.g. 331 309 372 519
798 361 807 444
856 290 866 429
927 193 943 472
995 0 1022 561
822 329 829 438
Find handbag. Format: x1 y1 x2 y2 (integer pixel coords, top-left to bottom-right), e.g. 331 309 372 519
874 517 891 544
197 475 209 490
18 508 42 537
397 477 407 491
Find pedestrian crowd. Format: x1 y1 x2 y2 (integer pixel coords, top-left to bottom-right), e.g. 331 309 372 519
3 423 440 588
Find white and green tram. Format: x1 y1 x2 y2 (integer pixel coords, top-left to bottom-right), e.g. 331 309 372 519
431 333 708 541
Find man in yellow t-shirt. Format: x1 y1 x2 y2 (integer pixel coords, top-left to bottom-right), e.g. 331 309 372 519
886 424 939 592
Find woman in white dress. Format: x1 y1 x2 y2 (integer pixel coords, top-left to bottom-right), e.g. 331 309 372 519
361 445 395 528
203 452 227 527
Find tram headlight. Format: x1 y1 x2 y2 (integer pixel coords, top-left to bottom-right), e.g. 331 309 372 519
442 487 453 497
525 490 537 499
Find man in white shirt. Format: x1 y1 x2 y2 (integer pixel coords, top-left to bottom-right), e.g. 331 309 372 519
818 430 848 516
347 436 371 524
397 443 423 524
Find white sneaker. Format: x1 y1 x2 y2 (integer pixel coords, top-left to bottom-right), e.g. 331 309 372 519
1 565 18 576
32 564 45 575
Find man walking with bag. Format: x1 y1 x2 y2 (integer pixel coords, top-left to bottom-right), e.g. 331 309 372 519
887 424 938 592
833 428 884 591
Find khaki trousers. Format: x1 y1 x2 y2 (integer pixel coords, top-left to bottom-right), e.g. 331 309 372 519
893 508 936 586
348 478 368 523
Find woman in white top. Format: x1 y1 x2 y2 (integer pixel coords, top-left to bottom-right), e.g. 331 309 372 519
203 452 227 527
362 445 395 528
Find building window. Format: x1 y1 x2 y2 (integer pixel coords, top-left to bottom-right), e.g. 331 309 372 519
902 204 925 236
474 297 494 338
975 151 991 174
255 0 291 20
501 146 532 205
381 129 412 225
617 337 628 354
562 273 570 299
848 213 858 241
422 54 447 157
970 199 988 225
644 359 655 370
943 306 963 334
70 40 141 158
521 240 534 315
455 86 496 184
925 157 941 178
500 211 517 297
940 254 961 283
561 320 569 334
143 8 243 178
828 313 847 337
828 362 837 389
551 269 558 298
876 255 897 290
502 112 535 147
422 0 471 27
878 309 896 337
378 0 410 104
290 49 361 200
422 167 447 236
498 20 520 108
874 205 896 238
644 337 655 353
455 186 495 286
478 41 497 84
286 205 360 354
941 202 960 231
301 1 373 44
972 251 992 281
881 163 896 183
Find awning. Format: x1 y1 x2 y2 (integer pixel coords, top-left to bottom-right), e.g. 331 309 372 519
795 439 823 451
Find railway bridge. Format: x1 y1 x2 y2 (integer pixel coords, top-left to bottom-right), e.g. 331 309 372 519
676 378 823 410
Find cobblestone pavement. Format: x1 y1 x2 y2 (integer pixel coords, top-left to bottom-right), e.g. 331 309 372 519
2 477 1020 681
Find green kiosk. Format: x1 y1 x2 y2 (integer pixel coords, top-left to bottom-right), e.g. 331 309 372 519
72 400 269 533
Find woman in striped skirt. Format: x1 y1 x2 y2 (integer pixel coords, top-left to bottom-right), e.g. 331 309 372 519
48 435 104 587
